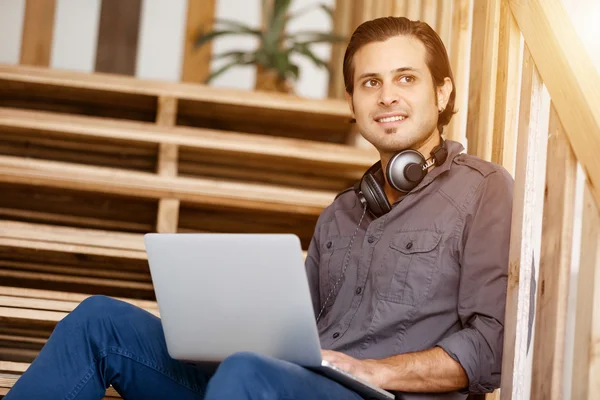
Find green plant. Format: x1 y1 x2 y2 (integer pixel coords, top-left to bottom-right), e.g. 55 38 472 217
195 0 345 88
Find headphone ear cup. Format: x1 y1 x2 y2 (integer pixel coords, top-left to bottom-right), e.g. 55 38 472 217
361 174 391 217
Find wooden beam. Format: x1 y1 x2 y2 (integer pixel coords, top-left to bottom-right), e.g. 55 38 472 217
0 285 157 311
181 0 216 83
530 104 578 400
507 0 600 210
0 156 335 216
94 0 142 75
500 46 550 400
328 0 356 99
19 0 57 67
0 64 351 119
155 96 180 233
571 183 600 400
437 0 453 50
464 0 486 154
421 0 438 28
392 0 409 16
474 0 501 161
406 0 422 20
0 107 375 174
491 0 521 175
446 0 472 146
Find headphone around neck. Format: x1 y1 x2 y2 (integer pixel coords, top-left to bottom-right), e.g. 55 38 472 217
354 139 448 218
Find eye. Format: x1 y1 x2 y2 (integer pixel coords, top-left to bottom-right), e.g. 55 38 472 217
399 75 415 84
363 79 380 88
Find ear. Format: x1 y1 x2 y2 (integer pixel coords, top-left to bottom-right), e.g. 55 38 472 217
436 77 453 113
345 91 355 119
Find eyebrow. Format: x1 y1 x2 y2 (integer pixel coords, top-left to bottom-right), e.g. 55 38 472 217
357 67 419 81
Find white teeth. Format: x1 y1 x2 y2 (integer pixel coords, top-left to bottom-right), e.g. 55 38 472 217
378 115 406 123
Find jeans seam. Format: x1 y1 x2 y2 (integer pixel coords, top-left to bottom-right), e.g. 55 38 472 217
64 347 204 399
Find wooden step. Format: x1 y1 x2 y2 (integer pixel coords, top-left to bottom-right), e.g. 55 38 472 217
0 220 308 298
0 107 376 178
0 360 121 398
0 286 160 364
0 155 335 216
0 64 353 144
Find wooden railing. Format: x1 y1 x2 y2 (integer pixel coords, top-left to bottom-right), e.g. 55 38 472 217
466 0 600 399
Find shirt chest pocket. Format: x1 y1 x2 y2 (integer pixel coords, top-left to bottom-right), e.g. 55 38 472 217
319 235 351 306
378 230 442 306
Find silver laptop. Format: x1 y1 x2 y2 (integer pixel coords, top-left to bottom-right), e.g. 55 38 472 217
144 233 395 400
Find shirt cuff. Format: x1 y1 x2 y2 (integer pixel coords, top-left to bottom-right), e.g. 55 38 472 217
436 328 498 394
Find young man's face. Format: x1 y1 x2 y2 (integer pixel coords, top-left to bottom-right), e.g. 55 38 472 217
346 35 451 157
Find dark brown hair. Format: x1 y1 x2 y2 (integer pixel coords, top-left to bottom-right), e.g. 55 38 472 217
343 16 456 132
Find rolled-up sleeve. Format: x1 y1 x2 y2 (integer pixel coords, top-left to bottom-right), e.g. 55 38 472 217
436 168 513 393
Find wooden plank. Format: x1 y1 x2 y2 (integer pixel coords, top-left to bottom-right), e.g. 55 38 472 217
0 260 149 282
0 156 335 216
508 0 600 209
0 295 158 317
0 286 158 311
0 64 351 118
474 0 501 161
94 0 142 75
530 104 578 400
181 0 216 83
491 0 521 175
500 46 550 400
437 0 453 49
421 0 438 28
0 220 144 252
0 269 153 292
0 372 122 399
392 0 409 16
406 0 422 20
446 0 472 146
0 108 376 173
155 96 180 233
19 0 57 67
464 0 486 154
328 0 356 99
571 183 600 400
0 207 149 232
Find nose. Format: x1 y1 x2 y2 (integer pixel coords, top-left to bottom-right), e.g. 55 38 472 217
378 83 400 107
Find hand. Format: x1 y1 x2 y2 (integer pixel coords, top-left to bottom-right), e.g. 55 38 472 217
321 350 383 387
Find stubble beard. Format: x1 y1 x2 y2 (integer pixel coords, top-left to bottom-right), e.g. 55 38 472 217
384 128 397 134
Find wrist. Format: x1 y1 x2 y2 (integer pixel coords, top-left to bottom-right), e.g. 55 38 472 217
364 358 397 388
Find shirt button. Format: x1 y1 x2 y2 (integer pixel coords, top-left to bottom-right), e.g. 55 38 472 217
367 236 375 243
333 332 340 339
355 287 362 295
326 241 332 249
406 241 413 250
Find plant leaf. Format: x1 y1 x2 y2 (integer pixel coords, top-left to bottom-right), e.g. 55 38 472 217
263 0 292 54
205 54 256 83
195 29 259 48
211 50 254 61
291 43 331 72
288 31 346 43
212 18 261 34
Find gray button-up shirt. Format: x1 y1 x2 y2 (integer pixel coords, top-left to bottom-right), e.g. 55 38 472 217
305 140 513 399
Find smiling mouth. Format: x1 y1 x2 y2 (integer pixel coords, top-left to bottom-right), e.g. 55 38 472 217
376 115 406 123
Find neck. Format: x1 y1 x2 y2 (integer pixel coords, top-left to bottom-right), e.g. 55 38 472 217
380 132 442 204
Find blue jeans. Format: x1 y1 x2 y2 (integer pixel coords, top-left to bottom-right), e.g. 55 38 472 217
5 295 364 400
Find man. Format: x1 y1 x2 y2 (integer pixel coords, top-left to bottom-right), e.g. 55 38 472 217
6 16 512 400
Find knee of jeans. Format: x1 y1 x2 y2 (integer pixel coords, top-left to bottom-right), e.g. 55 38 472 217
61 295 124 327
215 352 276 380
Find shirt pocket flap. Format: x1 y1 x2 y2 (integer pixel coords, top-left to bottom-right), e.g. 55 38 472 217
390 230 442 254
321 235 351 252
